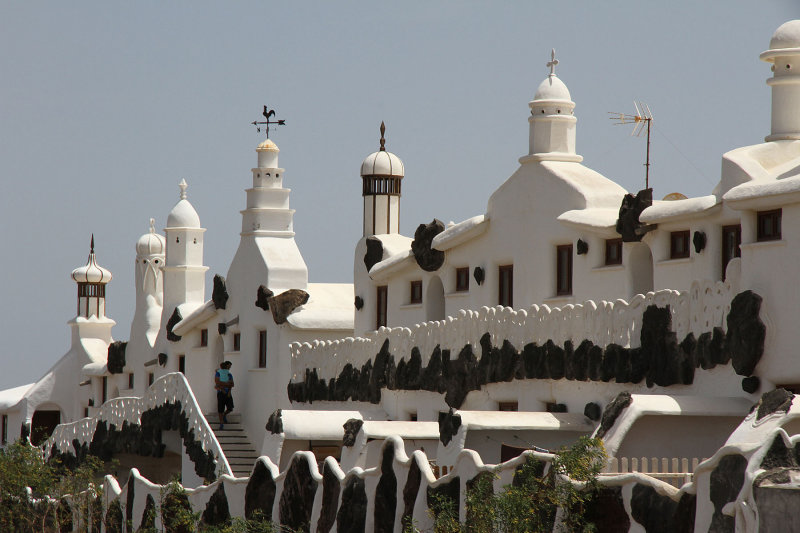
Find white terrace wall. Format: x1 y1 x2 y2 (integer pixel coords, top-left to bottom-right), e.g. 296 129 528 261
291 279 736 383
43 372 231 485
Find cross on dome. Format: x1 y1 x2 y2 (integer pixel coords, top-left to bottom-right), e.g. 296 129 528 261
179 179 188 200
547 49 559 77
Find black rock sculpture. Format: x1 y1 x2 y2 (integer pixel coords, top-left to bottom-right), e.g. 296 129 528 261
473 266 485 286
245 460 276 521
364 237 384 272
616 188 653 242
596 391 633 439
343 419 364 447
266 409 283 434
693 231 707 253
255 285 274 311
107 341 127 374
354 296 364 310
742 376 760 394
411 219 445 271
727 290 766 376
279 457 317 532
438 408 462 446
158 353 168 367
211 274 228 310
267 289 309 324
202 483 230 527
576 239 589 255
757 388 794 421
166 307 182 342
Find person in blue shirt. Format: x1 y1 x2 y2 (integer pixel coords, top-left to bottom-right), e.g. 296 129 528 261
214 361 234 429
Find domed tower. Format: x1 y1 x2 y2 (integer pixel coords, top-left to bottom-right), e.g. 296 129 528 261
761 20 800 142
136 218 166 301
524 50 583 163
71 235 112 319
360 122 405 237
163 179 208 314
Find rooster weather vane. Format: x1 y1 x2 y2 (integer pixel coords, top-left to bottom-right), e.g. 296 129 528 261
252 105 285 138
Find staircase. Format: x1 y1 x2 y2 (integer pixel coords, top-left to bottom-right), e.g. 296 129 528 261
207 413 260 477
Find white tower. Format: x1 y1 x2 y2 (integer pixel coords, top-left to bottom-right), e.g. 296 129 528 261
761 20 800 142
525 50 583 163
163 180 208 314
360 122 405 237
69 236 115 345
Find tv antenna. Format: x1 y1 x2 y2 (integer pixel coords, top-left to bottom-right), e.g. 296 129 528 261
252 105 285 138
609 102 654 189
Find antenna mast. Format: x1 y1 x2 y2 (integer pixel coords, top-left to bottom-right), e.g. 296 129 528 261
609 102 654 189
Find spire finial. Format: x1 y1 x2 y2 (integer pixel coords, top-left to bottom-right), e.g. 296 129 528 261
179 179 188 200
90 234 95 254
149 218 156 234
547 48 559 77
379 121 386 151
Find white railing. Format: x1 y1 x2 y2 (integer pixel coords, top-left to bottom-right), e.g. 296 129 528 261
291 280 734 381
43 372 232 478
602 456 706 489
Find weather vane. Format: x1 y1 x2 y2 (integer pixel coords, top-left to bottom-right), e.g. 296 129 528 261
609 101 654 189
252 105 286 138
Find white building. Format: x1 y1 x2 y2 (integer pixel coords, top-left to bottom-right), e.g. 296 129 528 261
2 18 800 533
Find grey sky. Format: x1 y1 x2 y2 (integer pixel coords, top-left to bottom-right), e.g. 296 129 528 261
0 2 796 391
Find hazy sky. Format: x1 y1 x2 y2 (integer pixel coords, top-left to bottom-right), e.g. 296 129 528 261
0 2 796 391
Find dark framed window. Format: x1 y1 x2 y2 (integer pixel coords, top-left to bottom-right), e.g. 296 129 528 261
410 280 422 304
1 414 7 445
455 267 469 292
498 265 513 307
148 373 154 386
498 401 519 412
757 209 782 242
258 330 267 368
178 355 185 374
605 238 623 265
233 332 241 352
670 230 691 259
376 286 388 329
128 373 134 389
556 245 573 296
722 224 742 280
101 376 108 404
200 328 208 347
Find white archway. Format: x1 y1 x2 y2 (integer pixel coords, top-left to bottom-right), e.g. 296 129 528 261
628 243 654 297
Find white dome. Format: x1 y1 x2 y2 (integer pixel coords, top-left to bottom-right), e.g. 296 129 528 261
360 150 404 177
533 75 572 102
72 239 112 284
136 219 166 256
166 179 201 228
770 20 800 51
257 138 279 152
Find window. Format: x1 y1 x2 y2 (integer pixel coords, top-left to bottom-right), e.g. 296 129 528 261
722 224 742 280
258 330 267 368
101 376 108 404
670 230 690 259
498 401 518 412
409 280 422 304
455 267 469 292
605 238 623 266
128 373 134 389
556 245 573 296
178 355 185 374
498 265 513 307
757 209 782 242
83 407 89 418
148 372 154 386
376 285 388 329
200 328 208 347
1 414 7 445
409 412 418 422
233 332 241 352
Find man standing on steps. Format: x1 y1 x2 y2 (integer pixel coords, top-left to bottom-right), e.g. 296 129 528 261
215 361 234 430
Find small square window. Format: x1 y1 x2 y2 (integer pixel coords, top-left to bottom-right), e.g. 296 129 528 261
410 280 422 304
556 245 573 296
757 209 782 242
670 230 690 259
455 267 469 292
605 238 623 265
498 401 518 412
200 329 208 347
376 286 388 329
233 332 241 352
